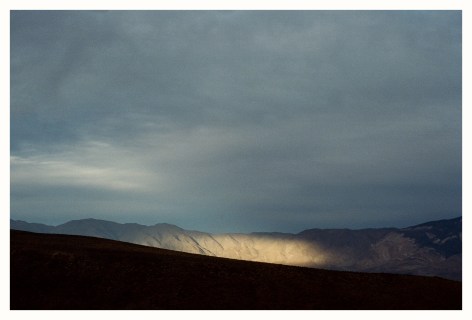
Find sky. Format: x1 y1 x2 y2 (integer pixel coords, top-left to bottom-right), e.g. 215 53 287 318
10 10 461 233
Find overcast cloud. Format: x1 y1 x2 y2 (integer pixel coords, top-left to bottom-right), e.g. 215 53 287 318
10 11 461 232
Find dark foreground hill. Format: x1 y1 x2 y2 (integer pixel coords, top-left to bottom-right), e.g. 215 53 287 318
10 230 461 310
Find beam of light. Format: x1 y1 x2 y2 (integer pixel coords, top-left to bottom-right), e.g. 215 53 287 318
131 229 333 267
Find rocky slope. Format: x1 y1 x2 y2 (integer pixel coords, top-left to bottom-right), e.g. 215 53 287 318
11 216 461 280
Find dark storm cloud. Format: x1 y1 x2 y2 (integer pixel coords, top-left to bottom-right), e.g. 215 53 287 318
10 11 461 232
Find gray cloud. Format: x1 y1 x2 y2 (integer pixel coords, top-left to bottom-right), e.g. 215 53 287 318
10 11 461 232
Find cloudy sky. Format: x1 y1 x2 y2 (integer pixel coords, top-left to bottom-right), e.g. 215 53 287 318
10 11 461 233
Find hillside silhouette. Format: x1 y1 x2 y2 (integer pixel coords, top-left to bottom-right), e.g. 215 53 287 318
11 230 461 310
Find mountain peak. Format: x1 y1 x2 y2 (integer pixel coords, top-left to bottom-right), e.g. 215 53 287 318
152 223 184 231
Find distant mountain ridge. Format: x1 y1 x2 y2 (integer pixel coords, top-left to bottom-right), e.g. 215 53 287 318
10 216 462 280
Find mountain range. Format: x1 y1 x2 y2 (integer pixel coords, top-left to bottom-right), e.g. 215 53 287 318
10 216 462 280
